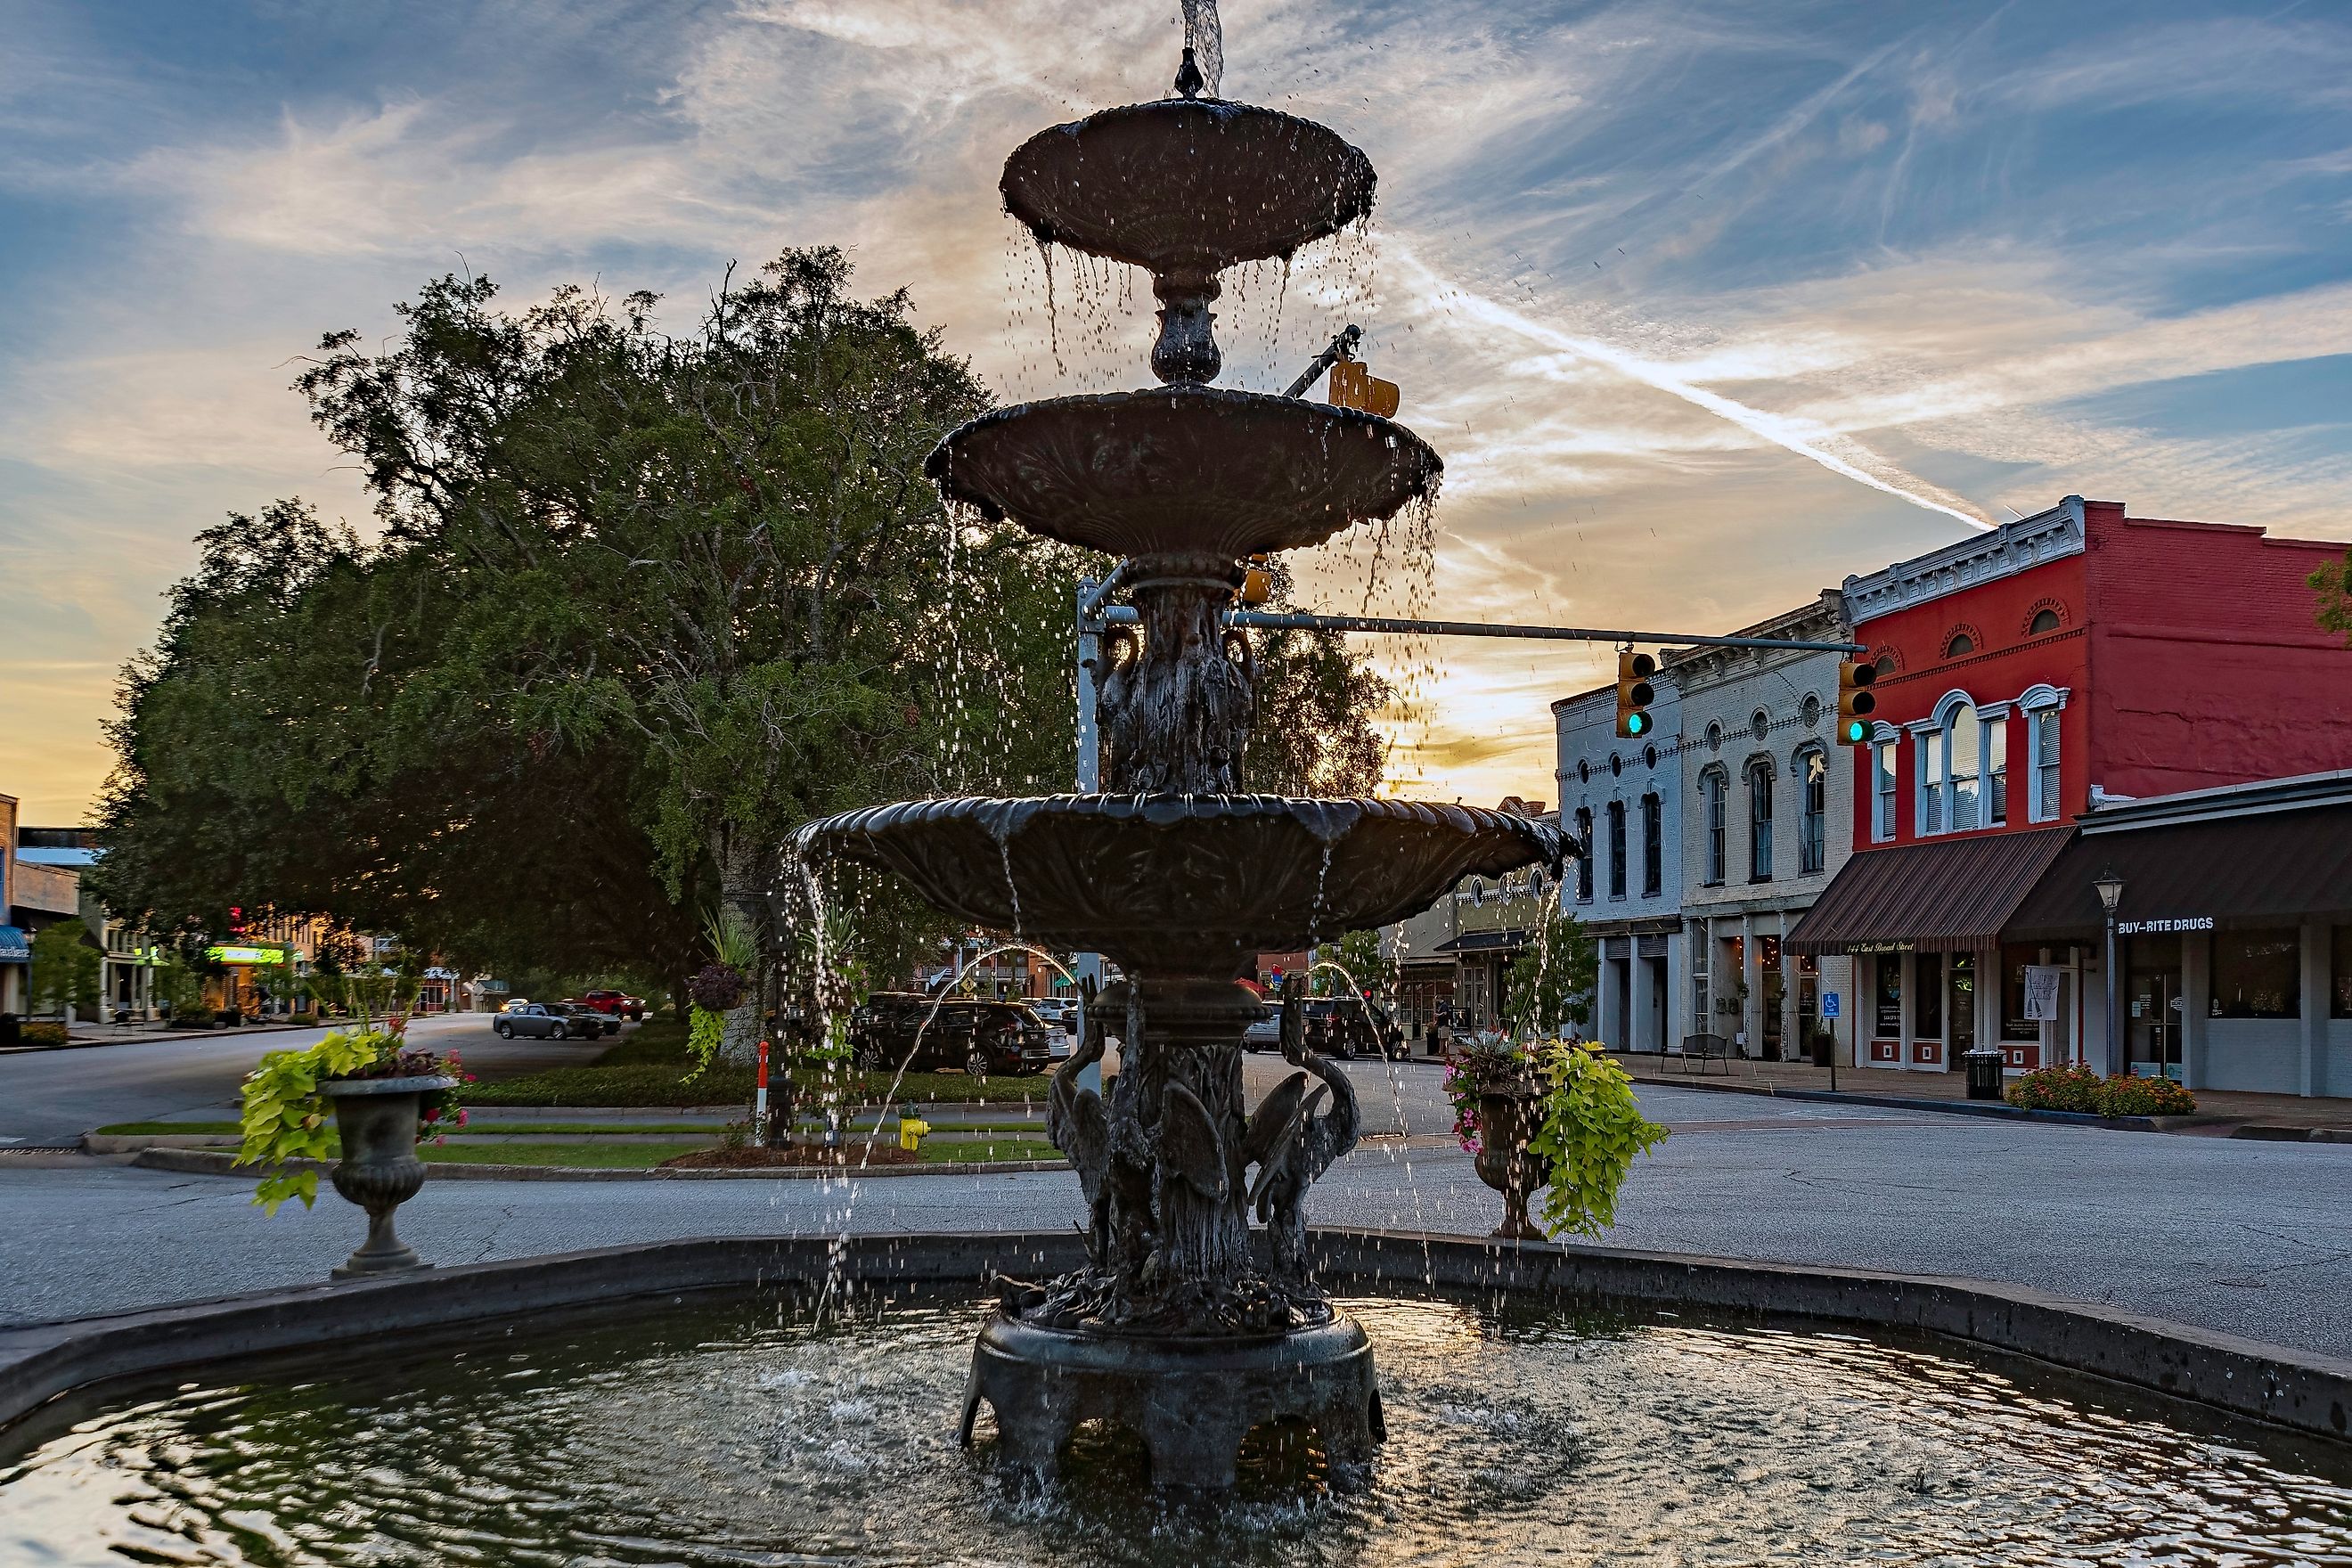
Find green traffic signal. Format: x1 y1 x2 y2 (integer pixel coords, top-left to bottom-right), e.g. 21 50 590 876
1626 711 1650 737
1842 717 1868 744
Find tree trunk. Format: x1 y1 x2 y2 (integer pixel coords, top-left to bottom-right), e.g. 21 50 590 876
715 831 770 1066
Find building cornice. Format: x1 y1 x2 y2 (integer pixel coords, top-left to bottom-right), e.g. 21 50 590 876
1843 496 2087 626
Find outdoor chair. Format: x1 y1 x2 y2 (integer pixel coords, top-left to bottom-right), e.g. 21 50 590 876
1678 1032 1730 1074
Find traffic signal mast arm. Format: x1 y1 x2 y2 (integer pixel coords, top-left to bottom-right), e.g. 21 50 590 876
1096 604 1867 657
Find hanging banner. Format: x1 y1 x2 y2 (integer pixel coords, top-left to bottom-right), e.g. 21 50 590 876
2023 965 2065 1022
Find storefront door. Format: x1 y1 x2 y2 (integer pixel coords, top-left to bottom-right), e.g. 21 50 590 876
2127 934 2183 1080
1760 936 1784 1060
1946 952 1976 1071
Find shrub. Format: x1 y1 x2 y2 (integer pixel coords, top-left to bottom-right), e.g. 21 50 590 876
20 1020 69 1046
2095 1073 2197 1117
2005 1061 2101 1114
1526 1041 1670 1239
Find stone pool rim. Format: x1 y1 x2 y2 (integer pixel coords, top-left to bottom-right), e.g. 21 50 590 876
2 1229 2346 1445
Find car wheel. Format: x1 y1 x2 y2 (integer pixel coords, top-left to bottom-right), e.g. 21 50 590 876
550 1023 568 1041
965 1048 989 1082
496 1022 513 1039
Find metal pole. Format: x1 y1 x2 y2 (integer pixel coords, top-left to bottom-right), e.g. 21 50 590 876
1098 604 1866 656
1071 576 1106 1090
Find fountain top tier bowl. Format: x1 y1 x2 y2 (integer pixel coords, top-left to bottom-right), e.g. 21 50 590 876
797 793 1558 977
926 385 1441 559
1002 98 1376 280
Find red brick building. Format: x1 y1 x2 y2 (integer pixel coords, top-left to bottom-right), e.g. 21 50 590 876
1790 496 2352 1082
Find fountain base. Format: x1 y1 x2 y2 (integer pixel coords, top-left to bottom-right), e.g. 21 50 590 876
958 1311 1384 1490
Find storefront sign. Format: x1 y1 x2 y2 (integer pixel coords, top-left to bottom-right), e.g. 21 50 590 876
2115 918 2212 935
1847 940 1914 954
2022 966 2065 1022
0 926 29 963
205 943 287 966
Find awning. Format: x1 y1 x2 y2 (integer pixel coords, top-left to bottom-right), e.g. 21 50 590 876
0 926 27 963
1433 927 1532 956
2009 802 2352 939
1785 827 2075 956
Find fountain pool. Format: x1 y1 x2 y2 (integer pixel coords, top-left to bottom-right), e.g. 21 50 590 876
4 1286 2348 1566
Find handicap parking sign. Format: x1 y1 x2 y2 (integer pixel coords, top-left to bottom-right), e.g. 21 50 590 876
1821 993 1842 1018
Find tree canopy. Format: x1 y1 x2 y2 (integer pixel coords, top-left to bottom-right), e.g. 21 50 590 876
93 249 1395 1033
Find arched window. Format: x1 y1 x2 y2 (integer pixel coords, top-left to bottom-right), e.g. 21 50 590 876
1797 747 1827 874
2019 685 2069 822
1641 792 1662 895
1746 757 1774 883
1701 768 1727 886
1606 799 1628 898
2029 608 2062 634
1946 633 1975 657
1872 724 1900 841
1573 807 1594 902
1917 693 1993 833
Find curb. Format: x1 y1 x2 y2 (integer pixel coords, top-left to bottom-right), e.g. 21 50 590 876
2 1229 2346 1446
1625 1070 2186 1131
127 1147 1072 1183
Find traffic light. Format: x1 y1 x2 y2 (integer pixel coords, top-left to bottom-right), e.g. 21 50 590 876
1614 650 1657 739
1837 658 1877 744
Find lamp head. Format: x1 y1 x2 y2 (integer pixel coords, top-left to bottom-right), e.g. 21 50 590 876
2093 867 2125 916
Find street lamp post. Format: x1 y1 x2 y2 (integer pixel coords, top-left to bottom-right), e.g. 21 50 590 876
2094 868 2125 1077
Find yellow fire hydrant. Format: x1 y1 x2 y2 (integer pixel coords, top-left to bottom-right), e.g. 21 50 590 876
898 1115 930 1153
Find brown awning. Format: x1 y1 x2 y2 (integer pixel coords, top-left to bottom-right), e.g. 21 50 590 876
2008 802 2352 939
1785 827 2075 956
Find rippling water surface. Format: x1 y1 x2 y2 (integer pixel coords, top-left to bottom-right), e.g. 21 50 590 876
4 1292 2348 1566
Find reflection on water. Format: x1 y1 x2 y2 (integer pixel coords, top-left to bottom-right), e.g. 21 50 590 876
4 1292 2348 1566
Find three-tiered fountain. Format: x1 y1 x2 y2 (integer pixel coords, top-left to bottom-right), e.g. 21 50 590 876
797 51 1559 1491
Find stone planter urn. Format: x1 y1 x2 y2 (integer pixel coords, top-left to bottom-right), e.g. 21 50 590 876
321 1074 456 1280
1473 1082 1549 1242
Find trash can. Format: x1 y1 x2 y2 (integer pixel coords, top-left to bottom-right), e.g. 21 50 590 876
0 1013 18 1046
1964 1047 2004 1100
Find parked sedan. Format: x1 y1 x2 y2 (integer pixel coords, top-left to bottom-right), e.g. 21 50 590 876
848 992 1051 1076
1242 1004 1283 1052
494 1002 597 1041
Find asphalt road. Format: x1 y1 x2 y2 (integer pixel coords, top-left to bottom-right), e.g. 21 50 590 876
4 1084 2347 1358
0 1013 609 1146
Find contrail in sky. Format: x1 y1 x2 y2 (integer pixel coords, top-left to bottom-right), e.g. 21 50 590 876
1401 254 1996 533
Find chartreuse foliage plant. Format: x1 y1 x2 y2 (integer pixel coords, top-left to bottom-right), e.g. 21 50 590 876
1526 1041 1669 1239
236 1028 391 1214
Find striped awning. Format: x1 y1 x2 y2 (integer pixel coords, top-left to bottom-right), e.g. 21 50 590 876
1785 827 2075 956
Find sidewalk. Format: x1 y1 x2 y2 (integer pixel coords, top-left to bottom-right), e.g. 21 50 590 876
1612 1052 2352 1134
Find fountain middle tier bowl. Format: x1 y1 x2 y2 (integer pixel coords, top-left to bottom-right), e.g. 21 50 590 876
797 794 1559 976
1002 98 1376 278
927 386 1441 559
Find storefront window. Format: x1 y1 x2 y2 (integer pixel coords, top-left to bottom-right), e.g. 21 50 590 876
1606 800 1628 899
1914 952 1943 1039
2213 928 2300 1019
1874 956 1902 1037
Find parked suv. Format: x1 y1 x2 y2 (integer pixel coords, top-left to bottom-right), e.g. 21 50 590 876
574 989 645 1021
1303 997 1401 1059
494 1002 598 1041
848 992 1050 1076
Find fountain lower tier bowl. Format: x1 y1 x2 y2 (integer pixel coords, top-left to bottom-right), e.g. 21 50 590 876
1002 98 1376 278
927 387 1441 559
960 1311 1382 1491
796 794 1560 976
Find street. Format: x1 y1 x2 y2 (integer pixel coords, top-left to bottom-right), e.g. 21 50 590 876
0 1012 608 1147
4 1081 2346 1358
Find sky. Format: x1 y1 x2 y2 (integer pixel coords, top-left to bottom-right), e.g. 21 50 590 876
4 0 2350 824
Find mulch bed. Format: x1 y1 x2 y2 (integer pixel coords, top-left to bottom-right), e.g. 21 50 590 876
658 1143 919 1170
